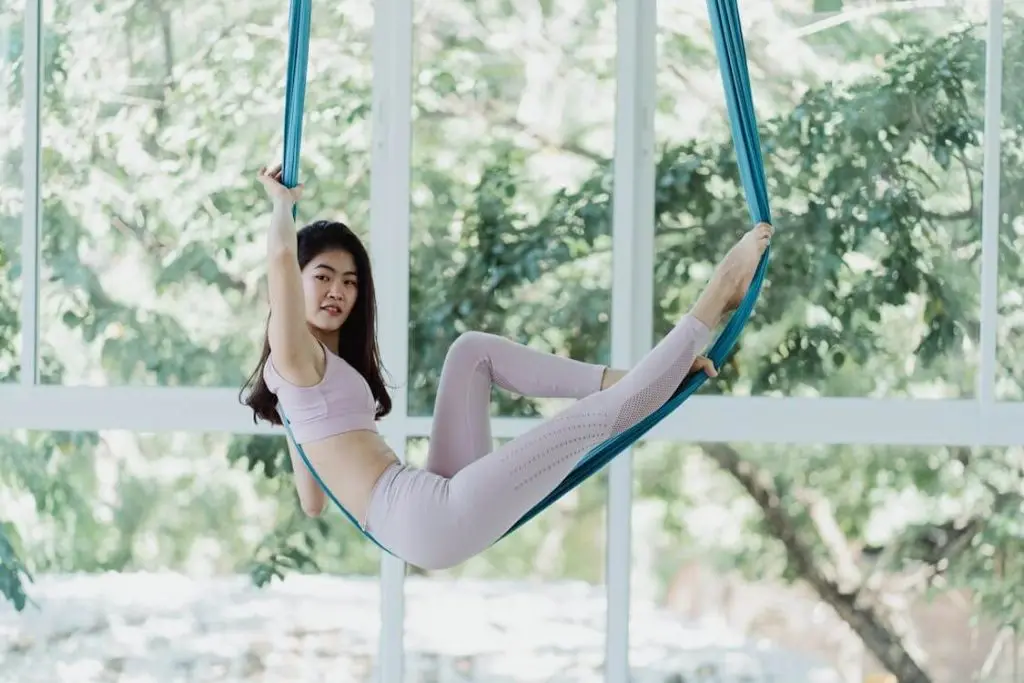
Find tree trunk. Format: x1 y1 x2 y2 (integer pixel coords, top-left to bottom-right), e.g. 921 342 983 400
699 442 933 683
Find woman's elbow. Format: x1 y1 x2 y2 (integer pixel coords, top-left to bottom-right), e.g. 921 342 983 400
298 491 326 518
301 504 324 518
301 501 325 518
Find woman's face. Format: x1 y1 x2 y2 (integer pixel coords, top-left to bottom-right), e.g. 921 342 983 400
302 249 359 332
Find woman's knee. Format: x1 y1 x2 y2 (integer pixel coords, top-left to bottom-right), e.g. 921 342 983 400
444 331 495 368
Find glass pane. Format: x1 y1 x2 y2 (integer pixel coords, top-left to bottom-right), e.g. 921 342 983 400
1 430 381 679
37 0 373 387
629 438 1024 682
404 437 608 682
998 7 1024 400
655 2 986 399
0 0 23 383
408 0 617 419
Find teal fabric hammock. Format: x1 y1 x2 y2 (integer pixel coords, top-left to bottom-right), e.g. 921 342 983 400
277 0 772 555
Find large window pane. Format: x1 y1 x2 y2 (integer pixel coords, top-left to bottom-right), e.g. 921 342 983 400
404 437 608 683
37 0 373 387
629 438 1024 682
655 3 987 399
1 430 381 680
408 0 617 419
0 0 23 384
998 7 1024 400
406 0 615 672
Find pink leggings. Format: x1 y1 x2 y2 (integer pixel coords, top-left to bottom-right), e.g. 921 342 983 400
363 314 711 570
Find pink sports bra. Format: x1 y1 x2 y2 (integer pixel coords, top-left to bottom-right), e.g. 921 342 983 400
263 343 379 443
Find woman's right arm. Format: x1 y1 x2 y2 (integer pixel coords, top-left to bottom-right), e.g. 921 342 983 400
259 165 320 386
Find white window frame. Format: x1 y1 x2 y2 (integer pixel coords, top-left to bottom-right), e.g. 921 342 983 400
4 1 1014 682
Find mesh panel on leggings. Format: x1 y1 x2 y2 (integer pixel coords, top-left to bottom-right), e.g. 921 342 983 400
499 331 696 489
492 410 611 491
609 352 692 435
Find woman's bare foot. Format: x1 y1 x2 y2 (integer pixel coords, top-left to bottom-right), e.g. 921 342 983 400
598 225 769 390
691 222 773 329
723 222 773 311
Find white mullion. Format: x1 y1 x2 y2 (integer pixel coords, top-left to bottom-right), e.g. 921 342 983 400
20 0 42 386
370 0 413 677
376 439 406 683
606 0 657 679
978 0 1004 406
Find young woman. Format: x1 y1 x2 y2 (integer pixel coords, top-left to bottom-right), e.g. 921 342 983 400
241 163 772 571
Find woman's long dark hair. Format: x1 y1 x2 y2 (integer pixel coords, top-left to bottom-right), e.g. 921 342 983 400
239 220 392 426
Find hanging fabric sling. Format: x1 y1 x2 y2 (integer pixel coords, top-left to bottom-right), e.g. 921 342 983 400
276 0 772 554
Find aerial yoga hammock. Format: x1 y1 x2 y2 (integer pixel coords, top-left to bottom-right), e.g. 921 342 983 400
276 0 772 553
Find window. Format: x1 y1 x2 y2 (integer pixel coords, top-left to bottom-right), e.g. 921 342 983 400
998 5 1024 401
1 429 381 678
0 0 24 384
405 1 618 668
629 439 1023 682
36 0 374 387
407 0 617 419
654 2 988 400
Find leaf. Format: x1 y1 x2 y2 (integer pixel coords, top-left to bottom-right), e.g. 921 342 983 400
0 521 33 612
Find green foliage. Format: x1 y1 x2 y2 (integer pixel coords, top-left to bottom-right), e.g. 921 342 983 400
228 434 291 479
408 149 615 417
248 513 326 587
813 0 843 11
0 521 32 611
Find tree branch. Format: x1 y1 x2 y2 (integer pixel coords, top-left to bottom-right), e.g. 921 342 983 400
784 0 953 41
416 106 605 164
792 488 863 593
952 148 977 218
920 208 975 222
698 442 934 683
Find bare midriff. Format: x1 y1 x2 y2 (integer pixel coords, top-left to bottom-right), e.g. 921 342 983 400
301 429 400 527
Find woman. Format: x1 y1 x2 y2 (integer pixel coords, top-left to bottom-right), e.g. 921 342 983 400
241 163 772 570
